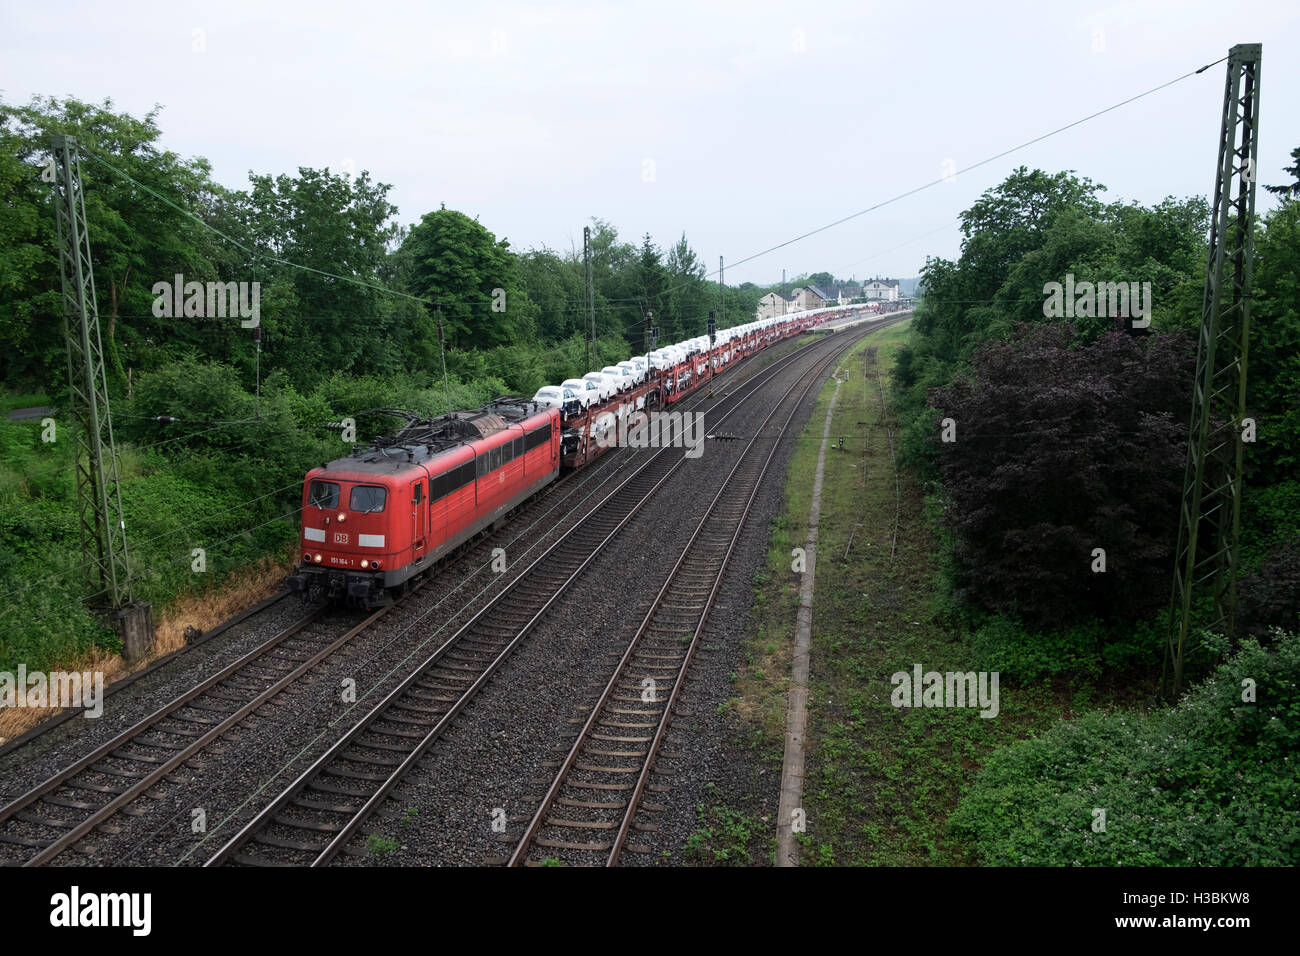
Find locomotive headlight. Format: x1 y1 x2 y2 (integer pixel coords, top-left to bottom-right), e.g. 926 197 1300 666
313 553 323 564
360 559 369 569
302 553 311 563
371 560 381 570
336 512 346 523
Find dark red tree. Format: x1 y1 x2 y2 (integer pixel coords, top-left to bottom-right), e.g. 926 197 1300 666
932 325 1194 626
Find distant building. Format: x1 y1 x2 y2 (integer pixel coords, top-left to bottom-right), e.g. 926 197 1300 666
862 278 899 302
756 291 792 320
784 286 829 313
758 282 854 319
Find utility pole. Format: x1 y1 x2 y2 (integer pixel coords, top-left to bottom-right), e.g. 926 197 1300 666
50 135 151 659
718 255 725 332
437 305 451 411
1165 43 1262 699
253 326 262 415
706 310 717 395
644 308 652 357
782 268 787 316
584 226 595 370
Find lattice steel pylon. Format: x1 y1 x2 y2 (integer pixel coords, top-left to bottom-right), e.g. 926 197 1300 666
51 134 132 608
1165 44 1261 699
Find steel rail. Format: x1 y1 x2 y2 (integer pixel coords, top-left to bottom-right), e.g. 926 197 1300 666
507 325 870 866
205 329 850 866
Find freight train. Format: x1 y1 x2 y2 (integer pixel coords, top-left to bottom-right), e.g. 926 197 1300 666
288 307 858 606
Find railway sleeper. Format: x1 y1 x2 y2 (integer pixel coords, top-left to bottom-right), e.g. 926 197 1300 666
575 763 640 774
392 698 454 715
544 817 617 829
273 814 342 834
149 722 207 739
110 747 170 765
292 797 359 814
324 766 390 783
90 762 152 780
343 743 405 762
0 831 52 849
40 794 102 811
371 722 430 740
15 809 76 829
355 734 422 752
584 748 648 759
252 832 324 853
533 838 611 852
231 852 292 867
63 779 130 795
308 780 372 799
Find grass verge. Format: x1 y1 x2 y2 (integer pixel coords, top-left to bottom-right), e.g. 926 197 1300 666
736 320 1069 865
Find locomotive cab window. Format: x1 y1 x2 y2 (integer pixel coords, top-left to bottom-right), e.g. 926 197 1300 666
349 484 387 514
308 480 340 509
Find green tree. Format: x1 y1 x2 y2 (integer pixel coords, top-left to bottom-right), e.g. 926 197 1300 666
0 95 226 391
664 232 709 341
1244 198 1300 489
517 247 585 342
401 206 537 350
1264 145 1300 199
238 166 401 382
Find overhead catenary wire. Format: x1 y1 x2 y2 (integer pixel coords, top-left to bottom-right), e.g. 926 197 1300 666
71 53 1224 341
713 55 1229 278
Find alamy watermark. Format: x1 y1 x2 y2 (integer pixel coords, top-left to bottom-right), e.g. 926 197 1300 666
593 404 705 459
890 664 999 718
50 886 151 936
0 667 104 718
1043 273 1151 328
152 273 260 328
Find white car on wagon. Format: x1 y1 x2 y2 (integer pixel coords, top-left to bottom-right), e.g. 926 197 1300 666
616 360 644 386
583 371 617 403
601 365 634 392
561 378 601 409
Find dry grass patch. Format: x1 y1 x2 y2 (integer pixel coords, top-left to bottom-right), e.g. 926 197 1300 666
0 550 292 743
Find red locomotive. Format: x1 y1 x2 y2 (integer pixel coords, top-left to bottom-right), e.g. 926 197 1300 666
290 397 560 606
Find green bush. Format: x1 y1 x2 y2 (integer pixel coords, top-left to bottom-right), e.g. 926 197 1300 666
950 630 1300 865
1241 479 1300 564
968 615 1164 683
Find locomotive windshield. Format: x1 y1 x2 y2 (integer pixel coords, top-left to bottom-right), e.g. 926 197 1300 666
350 484 387 514
308 480 340 509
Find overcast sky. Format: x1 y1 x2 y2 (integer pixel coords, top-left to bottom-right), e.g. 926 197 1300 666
3 0 1296 285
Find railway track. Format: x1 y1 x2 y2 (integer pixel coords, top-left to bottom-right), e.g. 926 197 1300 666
0 588 292 763
204 328 864 866
506 322 860 866
0 605 388 865
0 324 886 868
0 333 806 768
0 430 651 866
0 407 674 866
